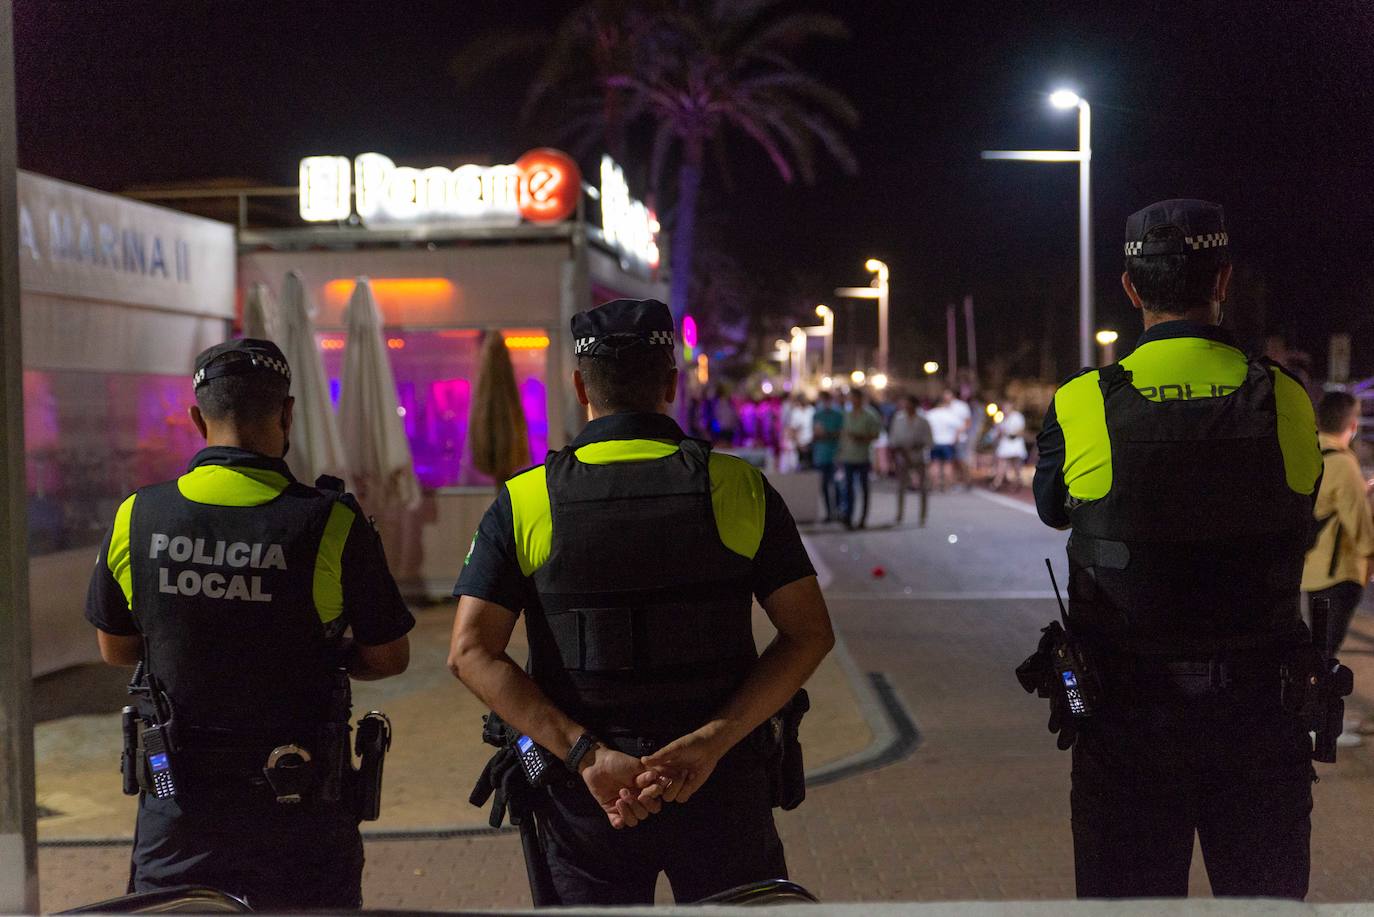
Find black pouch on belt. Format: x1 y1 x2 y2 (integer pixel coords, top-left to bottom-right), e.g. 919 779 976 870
765 689 810 811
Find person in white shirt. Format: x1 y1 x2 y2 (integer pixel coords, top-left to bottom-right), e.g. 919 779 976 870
924 390 965 491
991 404 1028 491
780 395 814 473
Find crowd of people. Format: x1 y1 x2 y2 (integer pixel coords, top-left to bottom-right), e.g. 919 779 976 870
687 383 1036 529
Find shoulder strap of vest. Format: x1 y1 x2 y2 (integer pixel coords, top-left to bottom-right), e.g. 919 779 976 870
1096 362 1130 397
677 436 712 471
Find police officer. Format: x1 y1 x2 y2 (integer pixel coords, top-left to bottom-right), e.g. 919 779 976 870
1028 200 1325 899
85 339 415 909
449 299 834 906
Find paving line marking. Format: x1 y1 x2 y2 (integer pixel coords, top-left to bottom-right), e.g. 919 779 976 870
972 488 1042 517
806 672 920 788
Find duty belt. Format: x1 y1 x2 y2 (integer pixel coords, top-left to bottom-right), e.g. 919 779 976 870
1109 654 1287 697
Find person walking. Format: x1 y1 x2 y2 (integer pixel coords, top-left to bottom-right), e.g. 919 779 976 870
838 389 884 529
924 390 962 491
811 390 845 522
890 394 932 526
991 404 1028 491
449 299 834 906
1025 200 1329 899
1303 390 1374 746
782 394 814 472
84 339 415 909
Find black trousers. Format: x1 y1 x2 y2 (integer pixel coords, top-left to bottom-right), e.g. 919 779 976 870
534 751 787 905
1070 688 1314 899
1307 581 1365 657
132 788 364 910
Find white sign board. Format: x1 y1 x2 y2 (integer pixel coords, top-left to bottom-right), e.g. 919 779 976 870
16 171 236 318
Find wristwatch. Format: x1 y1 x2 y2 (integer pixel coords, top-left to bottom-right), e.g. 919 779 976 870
565 733 600 772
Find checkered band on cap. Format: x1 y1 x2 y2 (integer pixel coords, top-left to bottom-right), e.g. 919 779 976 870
1187 231 1228 251
194 352 291 388
574 330 674 355
1124 231 1228 257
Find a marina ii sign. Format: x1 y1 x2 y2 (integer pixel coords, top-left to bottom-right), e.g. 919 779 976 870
298 149 659 271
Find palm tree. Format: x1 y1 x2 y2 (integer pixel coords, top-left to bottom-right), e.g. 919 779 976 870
617 1 859 327
457 1 858 328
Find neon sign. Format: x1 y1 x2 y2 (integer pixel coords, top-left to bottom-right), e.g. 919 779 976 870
599 156 660 271
300 148 581 226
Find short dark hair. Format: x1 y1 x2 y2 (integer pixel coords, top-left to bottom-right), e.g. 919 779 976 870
1317 391 1359 435
195 355 290 424
577 348 675 413
1125 226 1228 313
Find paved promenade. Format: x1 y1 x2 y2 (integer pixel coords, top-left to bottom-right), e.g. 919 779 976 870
35 488 1374 910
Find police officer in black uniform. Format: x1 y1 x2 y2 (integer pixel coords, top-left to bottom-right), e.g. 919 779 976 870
1023 201 1337 899
86 339 415 909
449 299 834 906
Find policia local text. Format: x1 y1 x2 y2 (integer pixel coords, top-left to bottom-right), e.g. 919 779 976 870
149 533 286 602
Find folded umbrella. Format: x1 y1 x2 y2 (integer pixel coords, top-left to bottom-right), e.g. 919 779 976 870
278 270 347 485
338 277 421 513
242 282 277 341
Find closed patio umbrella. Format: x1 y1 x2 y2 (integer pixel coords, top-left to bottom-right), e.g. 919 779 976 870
468 330 530 485
338 277 421 513
242 282 277 340
278 270 346 485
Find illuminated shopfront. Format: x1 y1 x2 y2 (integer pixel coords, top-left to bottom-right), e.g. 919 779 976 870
237 148 667 595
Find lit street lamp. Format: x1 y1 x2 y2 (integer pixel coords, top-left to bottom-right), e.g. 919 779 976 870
923 360 940 375
835 258 890 377
871 372 888 391
983 89 1094 367
850 369 867 387
1095 328 1119 364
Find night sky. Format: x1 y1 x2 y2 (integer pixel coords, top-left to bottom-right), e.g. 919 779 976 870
13 0 1374 380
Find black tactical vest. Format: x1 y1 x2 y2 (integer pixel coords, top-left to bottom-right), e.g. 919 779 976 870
526 438 757 739
129 477 345 735
1067 360 1313 655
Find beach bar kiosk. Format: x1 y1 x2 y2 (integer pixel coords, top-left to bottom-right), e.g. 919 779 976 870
236 149 668 597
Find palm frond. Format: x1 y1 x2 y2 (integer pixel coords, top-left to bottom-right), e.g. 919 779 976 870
737 71 861 127
794 111 859 176
649 118 679 192
721 108 794 183
736 12 850 59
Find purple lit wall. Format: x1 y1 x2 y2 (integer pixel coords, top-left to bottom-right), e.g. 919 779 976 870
317 330 549 489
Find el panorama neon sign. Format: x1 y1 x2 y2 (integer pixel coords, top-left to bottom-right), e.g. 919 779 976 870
299 149 659 270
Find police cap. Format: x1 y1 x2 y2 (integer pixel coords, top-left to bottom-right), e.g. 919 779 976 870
571 299 675 359
193 339 292 390
1124 199 1229 260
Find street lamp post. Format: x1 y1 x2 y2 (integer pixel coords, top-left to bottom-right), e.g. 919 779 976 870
983 89 1094 367
789 327 806 393
815 304 834 378
835 257 890 377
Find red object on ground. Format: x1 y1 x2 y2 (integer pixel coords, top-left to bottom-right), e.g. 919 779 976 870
872 566 886 578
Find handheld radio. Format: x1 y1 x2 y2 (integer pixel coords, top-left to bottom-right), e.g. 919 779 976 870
1046 558 1097 718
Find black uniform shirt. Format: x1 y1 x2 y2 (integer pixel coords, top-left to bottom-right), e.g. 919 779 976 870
455 412 816 615
86 446 415 647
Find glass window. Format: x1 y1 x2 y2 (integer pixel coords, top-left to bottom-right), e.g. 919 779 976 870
25 370 201 556
318 328 549 489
